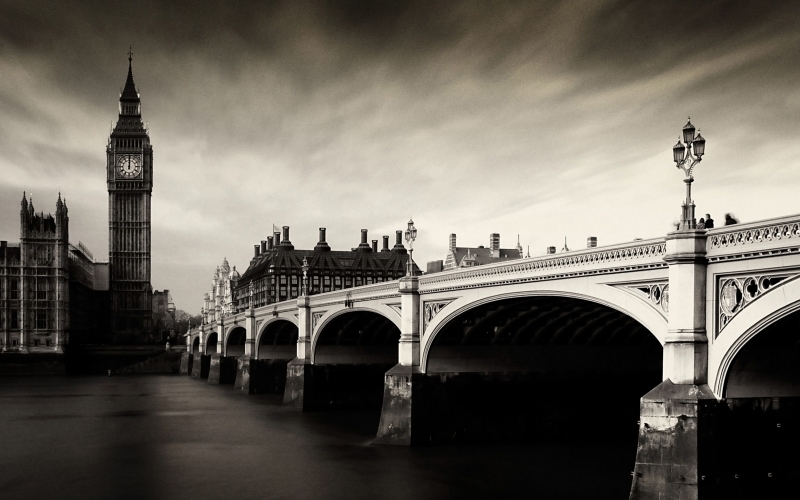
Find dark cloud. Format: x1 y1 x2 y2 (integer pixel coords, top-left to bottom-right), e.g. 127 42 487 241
1 0 799 309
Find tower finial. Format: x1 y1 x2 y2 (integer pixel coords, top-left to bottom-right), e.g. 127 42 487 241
128 46 133 67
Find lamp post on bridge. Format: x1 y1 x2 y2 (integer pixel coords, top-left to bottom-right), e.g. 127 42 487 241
301 257 309 296
404 218 417 277
672 117 706 230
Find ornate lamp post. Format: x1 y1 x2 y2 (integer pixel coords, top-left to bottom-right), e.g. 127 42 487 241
672 117 706 230
268 263 276 304
301 257 310 296
404 218 417 277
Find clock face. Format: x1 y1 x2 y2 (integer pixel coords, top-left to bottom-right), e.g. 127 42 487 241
116 154 142 179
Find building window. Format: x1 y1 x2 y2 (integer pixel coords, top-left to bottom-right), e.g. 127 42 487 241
34 339 40 347
37 290 48 300
13 339 18 346
11 310 18 329
334 277 341 287
10 279 18 300
280 276 287 285
37 311 48 329
46 339 51 347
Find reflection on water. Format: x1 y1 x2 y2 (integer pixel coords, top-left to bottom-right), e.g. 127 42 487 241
0 376 634 499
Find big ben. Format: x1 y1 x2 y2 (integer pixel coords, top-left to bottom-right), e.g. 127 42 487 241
107 50 152 343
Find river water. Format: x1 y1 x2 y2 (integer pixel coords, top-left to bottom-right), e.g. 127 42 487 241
0 375 635 499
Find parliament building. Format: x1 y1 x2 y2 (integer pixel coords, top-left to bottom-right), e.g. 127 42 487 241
0 53 157 351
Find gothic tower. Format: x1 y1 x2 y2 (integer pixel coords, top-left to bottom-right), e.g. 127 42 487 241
107 51 153 342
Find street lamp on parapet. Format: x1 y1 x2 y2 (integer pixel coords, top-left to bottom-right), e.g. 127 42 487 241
404 218 417 277
672 117 706 230
301 257 309 296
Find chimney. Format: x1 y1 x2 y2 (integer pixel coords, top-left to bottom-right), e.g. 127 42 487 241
274 231 281 246
372 240 378 252
392 230 407 254
547 246 556 254
358 229 371 250
586 236 597 248
267 236 274 250
382 235 389 252
490 233 500 258
449 233 457 253
282 226 290 245
315 227 331 251
254 245 260 257
261 240 267 253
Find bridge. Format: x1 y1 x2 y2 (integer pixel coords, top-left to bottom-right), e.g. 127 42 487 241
183 213 800 498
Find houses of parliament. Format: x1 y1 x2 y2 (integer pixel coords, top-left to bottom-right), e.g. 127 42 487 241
0 53 161 351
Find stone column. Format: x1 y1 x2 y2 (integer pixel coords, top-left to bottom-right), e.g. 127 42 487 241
284 296 314 408
208 318 235 384
630 229 717 499
398 277 420 366
234 307 259 393
375 276 428 445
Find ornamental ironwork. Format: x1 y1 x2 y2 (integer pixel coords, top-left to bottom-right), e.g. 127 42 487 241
717 273 793 335
710 222 800 250
423 300 453 329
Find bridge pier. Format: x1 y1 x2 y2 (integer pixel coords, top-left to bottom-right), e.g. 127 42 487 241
631 229 716 500
234 306 258 392
284 296 315 408
190 352 210 378
376 276 424 444
179 351 193 374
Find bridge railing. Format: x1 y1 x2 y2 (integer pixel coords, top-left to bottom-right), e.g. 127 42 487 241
706 213 800 261
307 280 401 308
418 237 668 292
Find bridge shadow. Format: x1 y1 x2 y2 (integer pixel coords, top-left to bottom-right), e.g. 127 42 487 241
712 309 800 498
307 311 400 411
418 296 663 444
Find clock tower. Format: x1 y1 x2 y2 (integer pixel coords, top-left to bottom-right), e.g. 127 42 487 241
107 51 153 343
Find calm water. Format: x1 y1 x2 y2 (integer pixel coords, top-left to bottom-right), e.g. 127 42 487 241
0 376 635 499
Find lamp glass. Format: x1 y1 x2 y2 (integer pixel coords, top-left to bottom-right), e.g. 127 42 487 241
673 140 685 163
682 120 695 144
693 134 705 157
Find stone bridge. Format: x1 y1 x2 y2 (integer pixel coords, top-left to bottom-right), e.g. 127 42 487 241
184 214 800 498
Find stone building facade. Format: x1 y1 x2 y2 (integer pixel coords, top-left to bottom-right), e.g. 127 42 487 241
226 226 417 313
442 233 523 271
0 194 70 352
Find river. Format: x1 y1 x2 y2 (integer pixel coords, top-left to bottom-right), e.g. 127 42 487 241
0 375 635 499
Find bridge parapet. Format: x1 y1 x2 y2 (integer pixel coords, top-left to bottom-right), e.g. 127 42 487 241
707 213 800 261
418 237 667 293
306 280 401 308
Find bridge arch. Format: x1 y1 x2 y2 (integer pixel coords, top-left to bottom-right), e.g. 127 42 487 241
421 288 666 373
205 331 218 354
191 336 199 354
225 325 247 357
711 277 800 397
256 318 298 361
311 307 401 365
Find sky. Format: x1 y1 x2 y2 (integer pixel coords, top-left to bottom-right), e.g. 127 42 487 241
1 0 800 312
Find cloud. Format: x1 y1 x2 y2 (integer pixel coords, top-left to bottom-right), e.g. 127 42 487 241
2 0 800 309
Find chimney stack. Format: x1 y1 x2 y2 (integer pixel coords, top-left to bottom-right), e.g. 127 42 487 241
261 240 267 253
586 236 597 248
315 227 331 252
547 246 556 254
267 236 274 250
382 235 389 252
274 231 281 246
372 240 378 252
254 245 260 257
449 233 457 253
490 233 500 258
358 229 371 250
282 226 290 245
392 230 407 254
